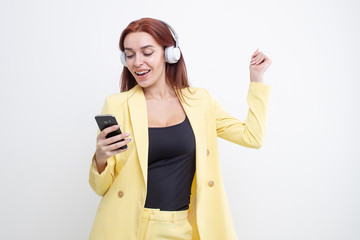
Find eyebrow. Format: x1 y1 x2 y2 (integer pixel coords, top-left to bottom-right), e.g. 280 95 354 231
124 45 155 51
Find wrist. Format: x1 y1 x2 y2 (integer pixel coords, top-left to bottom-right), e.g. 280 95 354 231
94 153 107 167
250 78 264 83
250 73 264 83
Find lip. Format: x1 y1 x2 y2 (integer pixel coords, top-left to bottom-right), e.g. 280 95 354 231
134 68 150 73
135 70 151 80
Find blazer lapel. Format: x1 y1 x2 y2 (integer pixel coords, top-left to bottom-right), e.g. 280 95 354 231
128 85 149 186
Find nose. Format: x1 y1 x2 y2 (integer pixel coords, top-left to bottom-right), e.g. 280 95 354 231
133 54 144 68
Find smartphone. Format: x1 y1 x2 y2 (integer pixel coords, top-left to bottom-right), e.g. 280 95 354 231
95 114 128 150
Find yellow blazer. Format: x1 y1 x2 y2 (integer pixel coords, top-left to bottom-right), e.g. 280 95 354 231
89 82 271 240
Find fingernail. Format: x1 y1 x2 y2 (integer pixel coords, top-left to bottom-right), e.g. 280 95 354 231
129 138 132 141
125 133 131 137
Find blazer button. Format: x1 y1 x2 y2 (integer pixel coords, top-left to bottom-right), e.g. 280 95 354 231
118 190 124 198
208 180 214 187
206 149 210 156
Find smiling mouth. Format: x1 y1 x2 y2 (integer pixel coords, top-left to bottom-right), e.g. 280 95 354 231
135 70 151 76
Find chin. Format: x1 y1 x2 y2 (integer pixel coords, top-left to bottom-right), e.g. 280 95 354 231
136 79 152 88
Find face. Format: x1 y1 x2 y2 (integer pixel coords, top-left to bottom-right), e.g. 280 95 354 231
123 32 166 88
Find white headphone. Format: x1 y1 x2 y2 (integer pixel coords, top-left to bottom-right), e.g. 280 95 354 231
120 20 181 67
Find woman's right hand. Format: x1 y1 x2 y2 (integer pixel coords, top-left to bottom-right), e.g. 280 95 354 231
95 125 131 170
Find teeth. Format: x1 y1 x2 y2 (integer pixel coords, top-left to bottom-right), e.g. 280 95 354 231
135 70 150 75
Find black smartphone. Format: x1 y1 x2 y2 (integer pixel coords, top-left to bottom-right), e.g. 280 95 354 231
95 114 128 150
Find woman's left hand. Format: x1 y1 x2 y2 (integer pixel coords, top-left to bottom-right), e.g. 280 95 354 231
249 49 272 83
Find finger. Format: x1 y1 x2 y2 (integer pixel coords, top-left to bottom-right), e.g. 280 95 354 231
99 125 121 138
111 146 130 155
251 52 263 64
113 142 132 154
251 48 259 58
106 137 132 151
262 56 272 69
251 51 262 60
256 55 265 65
103 132 131 145
260 54 271 65
263 54 272 63
97 133 130 154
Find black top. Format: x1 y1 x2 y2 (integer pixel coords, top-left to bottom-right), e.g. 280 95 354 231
145 116 196 211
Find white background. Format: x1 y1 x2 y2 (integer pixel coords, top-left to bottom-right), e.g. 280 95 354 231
1 0 359 239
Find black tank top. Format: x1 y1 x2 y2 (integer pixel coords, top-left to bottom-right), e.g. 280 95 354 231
145 116 196 211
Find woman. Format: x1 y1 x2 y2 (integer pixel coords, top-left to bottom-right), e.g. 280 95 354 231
89 18 272 240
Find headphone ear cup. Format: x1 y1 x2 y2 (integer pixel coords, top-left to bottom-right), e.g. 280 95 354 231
165 46 181 64
120 52 127 67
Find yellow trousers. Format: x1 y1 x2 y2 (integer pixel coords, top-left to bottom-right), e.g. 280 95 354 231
138 208 193 240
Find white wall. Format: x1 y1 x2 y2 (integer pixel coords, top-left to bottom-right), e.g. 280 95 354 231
1 0 359 239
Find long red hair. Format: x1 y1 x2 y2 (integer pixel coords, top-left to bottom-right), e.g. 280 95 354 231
119 18 191 100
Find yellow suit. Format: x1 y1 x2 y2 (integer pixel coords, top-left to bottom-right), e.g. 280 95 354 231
89 82 271 239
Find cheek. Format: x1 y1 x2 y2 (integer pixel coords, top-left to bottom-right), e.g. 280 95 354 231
152 52 165 65
144 52 166 70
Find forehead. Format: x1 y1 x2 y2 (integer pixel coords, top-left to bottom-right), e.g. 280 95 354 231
123 32 161 50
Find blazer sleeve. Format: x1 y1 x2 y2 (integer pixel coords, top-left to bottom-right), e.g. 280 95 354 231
211 82 271 148
88 97 116 196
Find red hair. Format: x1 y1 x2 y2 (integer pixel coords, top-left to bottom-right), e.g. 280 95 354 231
119 18 190 100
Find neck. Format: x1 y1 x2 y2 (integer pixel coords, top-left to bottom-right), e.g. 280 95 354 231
143 80 176 100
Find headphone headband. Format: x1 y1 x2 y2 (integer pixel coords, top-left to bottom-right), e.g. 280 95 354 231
159 20 179 48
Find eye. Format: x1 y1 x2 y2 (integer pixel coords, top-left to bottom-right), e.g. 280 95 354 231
126 54 134 59
144 52 153 56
